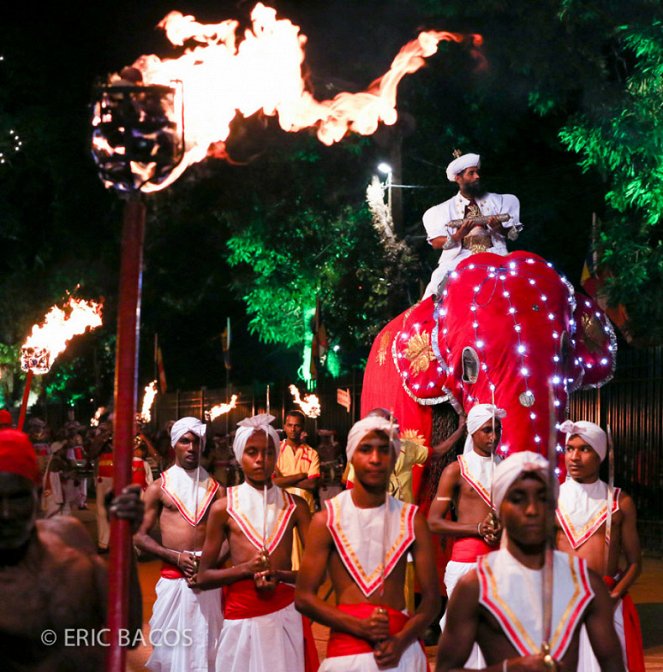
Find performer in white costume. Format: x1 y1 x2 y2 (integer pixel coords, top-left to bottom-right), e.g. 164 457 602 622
196 414 316 672
435 451 624 672
134 417 224 672
428 404 505 668
296 416 440 671
422 152 523 299
556 420 645 672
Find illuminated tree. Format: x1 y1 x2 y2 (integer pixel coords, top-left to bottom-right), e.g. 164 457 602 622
559 19 663 342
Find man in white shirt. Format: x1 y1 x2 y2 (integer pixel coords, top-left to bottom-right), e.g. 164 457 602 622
422 152 523 299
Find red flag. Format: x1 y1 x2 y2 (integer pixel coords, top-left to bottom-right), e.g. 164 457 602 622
581 215 631 342
156 343 167 394
310 297 328 380
221 317 231 371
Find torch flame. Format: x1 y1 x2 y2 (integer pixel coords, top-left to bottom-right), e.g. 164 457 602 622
139 380 158 424
21 298 103 374
206 394 238 422
90 406 107 428
112 3 480 192
289 384 321 418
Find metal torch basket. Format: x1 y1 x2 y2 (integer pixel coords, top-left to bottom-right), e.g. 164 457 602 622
91 81 185 193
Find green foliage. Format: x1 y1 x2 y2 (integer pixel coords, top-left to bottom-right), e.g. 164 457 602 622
559 19 663 341
227 202 418 359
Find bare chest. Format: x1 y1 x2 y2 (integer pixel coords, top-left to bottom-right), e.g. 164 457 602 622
455 478 492 522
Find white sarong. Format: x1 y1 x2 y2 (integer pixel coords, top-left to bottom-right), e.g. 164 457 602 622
440 560 485 669
319 639 427 672
578 599 626 671
214 601 304 672
146 576 223 672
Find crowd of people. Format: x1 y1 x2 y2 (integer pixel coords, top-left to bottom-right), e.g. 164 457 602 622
0 401 645 672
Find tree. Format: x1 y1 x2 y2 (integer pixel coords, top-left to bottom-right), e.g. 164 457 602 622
559 18 663 342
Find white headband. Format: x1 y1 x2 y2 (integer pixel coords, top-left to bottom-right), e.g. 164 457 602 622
232 413 282 463
446 153 480 182
463 403 506 455
492 451 556 513
346 416 400 463
170 417 207 449
559 420 607 461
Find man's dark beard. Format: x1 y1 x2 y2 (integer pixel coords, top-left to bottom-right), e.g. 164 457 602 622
464 180 485 198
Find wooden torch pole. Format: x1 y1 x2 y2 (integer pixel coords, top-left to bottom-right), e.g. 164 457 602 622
106 194 146 672
17 369 34 431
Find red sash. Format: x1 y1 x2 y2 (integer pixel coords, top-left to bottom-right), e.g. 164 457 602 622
131 458 147 489
97 456 113 478
326 603 418 658
450 537 495 562
223 579 295 619
160 561 185 580
604 577 645 672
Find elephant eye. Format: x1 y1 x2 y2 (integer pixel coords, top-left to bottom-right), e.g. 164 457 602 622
462 347 480 384
559 331 571 368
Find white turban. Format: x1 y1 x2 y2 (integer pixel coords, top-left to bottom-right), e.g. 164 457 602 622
559 420 607 461
346 416 400 464
171 417 207 449
492 451 557 513
232 413 282 463
463 403 506 455
446 153 480 182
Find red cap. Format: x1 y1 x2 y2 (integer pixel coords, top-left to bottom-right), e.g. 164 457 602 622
0 409 12 426
0 430 40 483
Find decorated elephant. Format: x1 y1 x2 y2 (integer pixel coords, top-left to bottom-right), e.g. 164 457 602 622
361 251 616 469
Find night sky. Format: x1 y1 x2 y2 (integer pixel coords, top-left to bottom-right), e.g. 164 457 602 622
1 1 614 404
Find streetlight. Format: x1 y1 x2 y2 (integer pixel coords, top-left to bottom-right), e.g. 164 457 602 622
377 162 393 215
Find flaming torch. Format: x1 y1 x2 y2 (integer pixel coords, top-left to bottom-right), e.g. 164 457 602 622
90 56 185 672
288 384 321 418
18 298 103 431
205 393 238 422
138 380 158 424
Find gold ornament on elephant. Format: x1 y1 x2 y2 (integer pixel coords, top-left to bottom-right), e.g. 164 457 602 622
376 330 392 366
404 332 435 375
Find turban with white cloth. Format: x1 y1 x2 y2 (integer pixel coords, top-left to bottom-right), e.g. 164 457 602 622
446 153 480 182
492 451 557 513
463 403 507 455
559 419 606 461
232 413 282 462
170 417 207 449
346 416 400 463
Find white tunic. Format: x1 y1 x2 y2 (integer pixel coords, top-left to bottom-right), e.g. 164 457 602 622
422 191 522 299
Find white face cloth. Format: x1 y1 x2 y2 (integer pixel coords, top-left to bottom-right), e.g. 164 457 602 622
346 416 400 463
446 152 480 182
559 420 607 461
492 451 556 513
171 417 207 449
463 403 506 455
232 413 282 463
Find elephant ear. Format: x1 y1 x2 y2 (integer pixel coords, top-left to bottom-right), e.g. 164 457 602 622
392 296 451 404
573 293 617 389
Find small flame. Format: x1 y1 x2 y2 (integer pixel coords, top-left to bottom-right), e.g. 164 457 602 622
90 406 106 428
139 380 158 424
289 384 321 418
108 3 480 192
21 298 103 374
206 394 238 421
